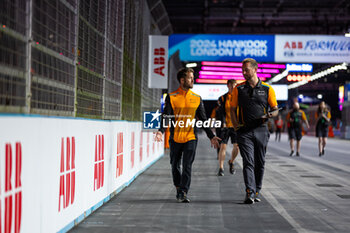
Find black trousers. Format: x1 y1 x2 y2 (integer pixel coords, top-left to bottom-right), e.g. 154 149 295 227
237 125 269 193
170 139 198 193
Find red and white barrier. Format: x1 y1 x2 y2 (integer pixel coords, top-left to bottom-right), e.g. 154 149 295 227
0 116 164 233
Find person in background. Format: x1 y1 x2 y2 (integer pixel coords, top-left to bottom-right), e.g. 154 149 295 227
274 115 283 142
315 101 331 156
155 67 221 203
286 102 310 156
217 79 239 176
210 100 222 158
230 58 279 204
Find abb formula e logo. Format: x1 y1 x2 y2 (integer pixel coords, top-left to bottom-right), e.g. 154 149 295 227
1 142 22 233
59 137 75 212
94 135 104 191
116 133 123 178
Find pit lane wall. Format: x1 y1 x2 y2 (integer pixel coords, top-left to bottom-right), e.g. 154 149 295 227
0 115 164 233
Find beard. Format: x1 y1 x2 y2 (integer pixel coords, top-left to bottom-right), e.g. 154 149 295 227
184 81 193 89
244 75 252 82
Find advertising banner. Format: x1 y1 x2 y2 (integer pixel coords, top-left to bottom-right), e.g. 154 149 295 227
275 35 350 63
169 34 275 62
0 116 163 233
148 35 168 88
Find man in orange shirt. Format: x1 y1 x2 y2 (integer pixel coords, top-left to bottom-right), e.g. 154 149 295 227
217 79 239 176
286 102 310 156
230 58 279 204
155 68 220 203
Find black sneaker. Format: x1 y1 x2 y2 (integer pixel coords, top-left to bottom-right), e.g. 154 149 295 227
322 149 325 155
289 151 294 156
319 152 322 157
217 168 224 176
228 160 235 174
176 188 180 201
244 190 255 204
182 192 190 203
177 191 190 203
296 152 300 157
254 192 261 202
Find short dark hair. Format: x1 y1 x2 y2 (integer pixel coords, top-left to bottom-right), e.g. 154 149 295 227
242 58 258 69
227 79 236 85
177 68 194 83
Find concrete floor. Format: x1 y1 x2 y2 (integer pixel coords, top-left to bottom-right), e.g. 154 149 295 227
70 132 350 233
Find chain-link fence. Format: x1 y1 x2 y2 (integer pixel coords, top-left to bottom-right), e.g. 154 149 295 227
0 0 171 120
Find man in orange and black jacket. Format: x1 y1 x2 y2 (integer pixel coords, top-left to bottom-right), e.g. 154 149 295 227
155 67 220 203
230 58 279 204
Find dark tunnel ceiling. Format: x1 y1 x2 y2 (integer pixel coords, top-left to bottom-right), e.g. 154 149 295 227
162 0 350 35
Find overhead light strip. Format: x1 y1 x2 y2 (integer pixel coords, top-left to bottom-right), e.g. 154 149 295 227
287 63 348 89
267 69 289 84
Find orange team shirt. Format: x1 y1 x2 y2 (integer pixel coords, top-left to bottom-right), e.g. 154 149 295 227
220 92 234 128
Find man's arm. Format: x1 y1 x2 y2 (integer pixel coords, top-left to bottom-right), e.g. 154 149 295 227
196 98 221 148
266 86 279 118
267 106 279 118
155 94 172 141
230 106 239 130
302 111 310 129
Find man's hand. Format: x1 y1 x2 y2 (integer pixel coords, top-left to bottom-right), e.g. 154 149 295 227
261 112 273 119
210 136 221 149
154 131 163 142
262 107 280 119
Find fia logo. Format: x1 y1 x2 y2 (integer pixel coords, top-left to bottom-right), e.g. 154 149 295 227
143 110 161 129
284 51 294 57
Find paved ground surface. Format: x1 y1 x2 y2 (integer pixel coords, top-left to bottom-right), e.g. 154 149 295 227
70 132 350 233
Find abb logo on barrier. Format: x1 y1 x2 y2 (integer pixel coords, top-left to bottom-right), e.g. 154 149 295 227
153 48 165 76
59 137 76 212
139 133 143 162
94 135 104 191
130 132 135 168
284 41 303 49
1 142 22 233
147 133 150 158
116 133 123 178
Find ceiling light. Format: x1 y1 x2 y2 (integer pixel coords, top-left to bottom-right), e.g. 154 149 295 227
317 94 323 99
186 63 197 68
